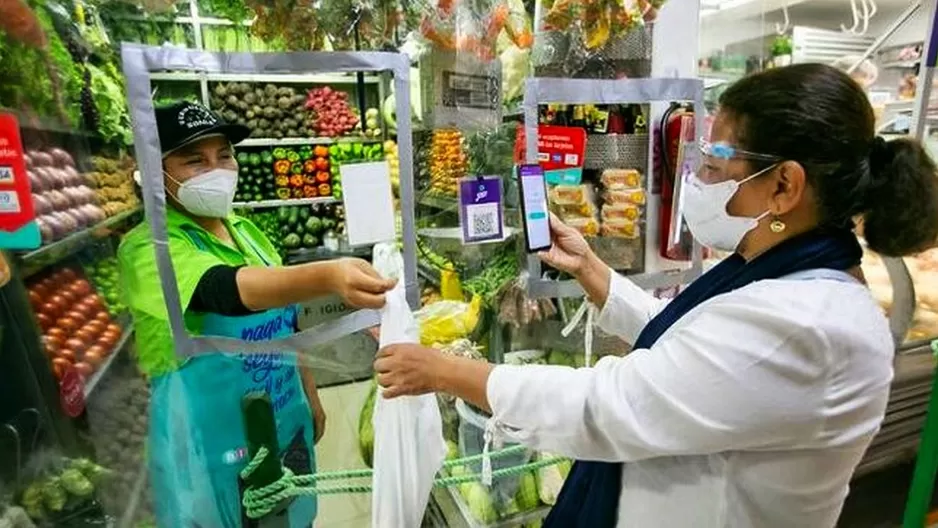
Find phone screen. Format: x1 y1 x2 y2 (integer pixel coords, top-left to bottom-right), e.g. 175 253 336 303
518 165 552 253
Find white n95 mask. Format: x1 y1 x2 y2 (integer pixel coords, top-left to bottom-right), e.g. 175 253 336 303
682 165 775 252
167 168 238 218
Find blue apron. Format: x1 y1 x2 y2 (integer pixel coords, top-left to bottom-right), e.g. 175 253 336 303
148 226 317 528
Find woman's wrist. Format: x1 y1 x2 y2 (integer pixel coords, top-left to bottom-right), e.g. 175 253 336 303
574 252 612 307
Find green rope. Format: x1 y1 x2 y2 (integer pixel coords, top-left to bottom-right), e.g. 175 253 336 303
240 445 567 519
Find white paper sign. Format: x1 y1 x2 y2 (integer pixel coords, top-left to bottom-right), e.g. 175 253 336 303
341 161 396 247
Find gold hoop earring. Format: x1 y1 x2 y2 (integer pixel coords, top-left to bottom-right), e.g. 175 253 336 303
770 219 787 233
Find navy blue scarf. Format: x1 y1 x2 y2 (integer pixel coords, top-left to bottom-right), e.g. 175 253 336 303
543 229 863 527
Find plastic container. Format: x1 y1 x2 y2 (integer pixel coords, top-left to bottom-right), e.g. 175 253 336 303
455 399 532 507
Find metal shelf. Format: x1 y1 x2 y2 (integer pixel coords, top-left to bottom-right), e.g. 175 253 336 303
238 137 381 147
18 207 142 277
149 71 380 84
233 197 338 209
83 321 135 398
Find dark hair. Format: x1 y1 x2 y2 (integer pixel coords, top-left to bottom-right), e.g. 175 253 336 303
719 63 938 257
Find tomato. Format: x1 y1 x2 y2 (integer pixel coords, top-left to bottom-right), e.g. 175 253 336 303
42 336 61 356
70 279 92 297
56 349 77 363
86 345 107 359
65 338 86 354
85 320 105 337
59 268 77 283
83 351 103 367
73 362 93 377
46 327 66 340
65 310 87 325
28 289 42 308
60 289 78 305
49 295 67 313
74 328 95 345
35 312 52 331
31 283 48 299
95 311 110 324
105 324 122 335
57 317 78 333
82 295 103 311
52 358 70 379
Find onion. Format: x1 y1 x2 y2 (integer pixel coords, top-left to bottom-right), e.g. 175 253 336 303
27 170 44 193
46 190 70 211
62 165 81 186
31 194 52 215
48 148 74 168
31 151 53 167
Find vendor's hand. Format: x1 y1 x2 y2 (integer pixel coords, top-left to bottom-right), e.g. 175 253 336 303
331 258 396 309
538 213 595 276
374 344 445 398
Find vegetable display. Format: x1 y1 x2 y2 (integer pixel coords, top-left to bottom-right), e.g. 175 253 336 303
428 129 468 196
85 256 125 317
265 144 340 200
240 202 344 256
210 82 312 139
85 367 151 523
26 149 107 245
236 148 277 201
27 267 124 382
462 247 519 307
17 456 109 523
304 87 359 138
384 140 400 196
85 156 140 217
328 141 386 200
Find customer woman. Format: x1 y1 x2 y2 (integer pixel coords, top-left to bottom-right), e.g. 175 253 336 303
118 101 395 528
374 64 938 527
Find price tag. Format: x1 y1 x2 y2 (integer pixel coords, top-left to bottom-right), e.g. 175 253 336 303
59 367 87 418
0 113 39 249
458 176 504 245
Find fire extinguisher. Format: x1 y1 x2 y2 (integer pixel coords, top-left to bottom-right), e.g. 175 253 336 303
657 103 694 261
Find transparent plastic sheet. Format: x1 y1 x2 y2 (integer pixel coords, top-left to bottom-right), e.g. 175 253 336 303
532 0 662 80
121 46 418 526
371 242 446 527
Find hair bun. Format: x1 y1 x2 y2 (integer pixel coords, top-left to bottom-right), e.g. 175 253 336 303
869 136 893 175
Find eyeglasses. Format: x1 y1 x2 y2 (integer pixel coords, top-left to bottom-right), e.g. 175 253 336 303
698 138 782 163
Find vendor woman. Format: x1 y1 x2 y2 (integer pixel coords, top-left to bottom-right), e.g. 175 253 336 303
118 101 395 528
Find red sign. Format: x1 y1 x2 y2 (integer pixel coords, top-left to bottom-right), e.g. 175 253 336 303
0 113 38 248
514 125 587 171
59 367 86 418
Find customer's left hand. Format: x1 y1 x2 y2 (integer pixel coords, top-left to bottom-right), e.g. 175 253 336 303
374 344 444 398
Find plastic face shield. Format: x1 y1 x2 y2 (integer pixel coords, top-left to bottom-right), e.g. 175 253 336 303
697 138 781 183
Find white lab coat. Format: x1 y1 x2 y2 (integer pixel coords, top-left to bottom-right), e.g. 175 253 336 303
486 270 894 527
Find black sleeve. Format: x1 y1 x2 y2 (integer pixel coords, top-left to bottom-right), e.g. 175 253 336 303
189 265 255 316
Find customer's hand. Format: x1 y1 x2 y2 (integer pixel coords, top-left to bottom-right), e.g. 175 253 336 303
331 258 396 309
374 344 445 398
538 213 595 276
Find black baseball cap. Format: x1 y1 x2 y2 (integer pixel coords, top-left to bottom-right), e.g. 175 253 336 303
155 101 250 157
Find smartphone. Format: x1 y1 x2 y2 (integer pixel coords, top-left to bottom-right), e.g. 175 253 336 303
517 164 552 253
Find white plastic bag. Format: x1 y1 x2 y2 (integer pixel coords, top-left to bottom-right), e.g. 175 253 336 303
371 243 447 528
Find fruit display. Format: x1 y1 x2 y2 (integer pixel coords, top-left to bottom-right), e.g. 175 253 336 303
15 455 109 524
384 140 401 196
304 86 359 137
27 267 124 382
25 149 108 245
84 156 140 218
209 82 312 139
85 256 125 317
270 145 333 200
363 107 382 138
84 366 151 523
240 202 344 256
428 129 468 196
